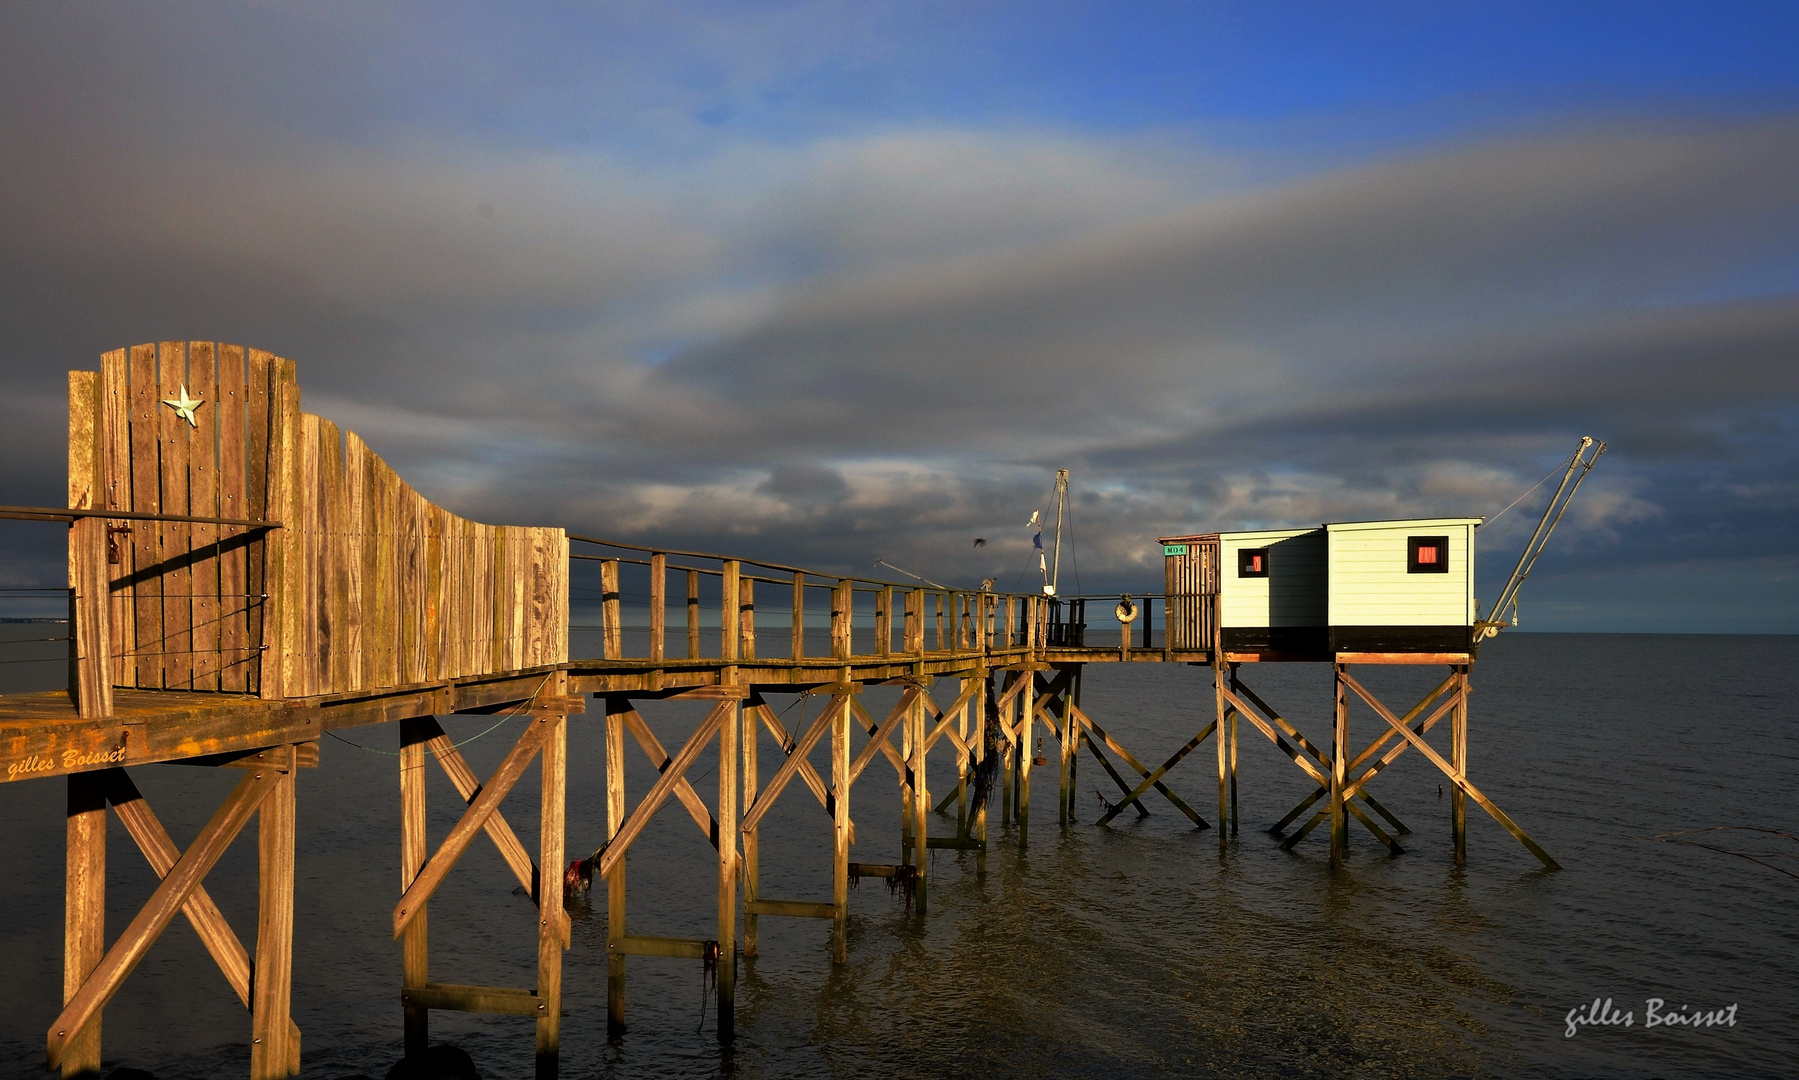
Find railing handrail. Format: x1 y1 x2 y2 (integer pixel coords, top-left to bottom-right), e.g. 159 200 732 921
0 505 284 529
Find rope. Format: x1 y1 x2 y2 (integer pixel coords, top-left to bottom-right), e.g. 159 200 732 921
1479 456 1572 533
325 674 555 757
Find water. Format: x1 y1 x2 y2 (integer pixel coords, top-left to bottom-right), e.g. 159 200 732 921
1 633 1794 1079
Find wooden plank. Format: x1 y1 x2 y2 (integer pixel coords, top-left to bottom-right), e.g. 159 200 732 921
270 357 302 699
99 350 134 688
1072 703 1205 825
1336 651 1471 665
790 572 804 660
425 504 443 682
613 935 708 959
394 716 555 935
250 765 297 1079
298 414 321 698
403 983 543 1017
216 345 249 693
70 517 113 717
127 343 161 688
686 569 700 659
46 767 277 1069
158 342 196 691
716 692 737 1041
245 351 273 697
186 343 222 691
739 575 755 661
742 691 761 958
1095 719 1215 827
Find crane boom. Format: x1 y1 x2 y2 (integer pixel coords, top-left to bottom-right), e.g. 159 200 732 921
1475 436 1607 642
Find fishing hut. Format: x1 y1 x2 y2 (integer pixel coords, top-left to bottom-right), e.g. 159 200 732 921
0 342 1602 1078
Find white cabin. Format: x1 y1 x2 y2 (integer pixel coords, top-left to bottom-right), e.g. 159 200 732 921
1324 517 1479 653
1217 528 1327 654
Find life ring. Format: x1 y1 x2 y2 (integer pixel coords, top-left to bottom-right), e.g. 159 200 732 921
1115 596 1138 623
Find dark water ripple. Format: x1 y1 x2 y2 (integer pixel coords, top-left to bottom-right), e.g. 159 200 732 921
0 633 1794 1078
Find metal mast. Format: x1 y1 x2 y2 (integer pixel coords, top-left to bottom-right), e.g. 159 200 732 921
1048 468 1068 596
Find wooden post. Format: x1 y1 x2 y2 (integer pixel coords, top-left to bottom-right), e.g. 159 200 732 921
742 696 760 959
790 572 804 661
604 697 627 1036
536 704 567 1077
1019 603 1037 848
906 589 923 654
720 562 739 663
1331 664 1349 868
648 553 666 666
877 586 892 657
910 664 928 914
716 690 738 1041
686 570 700 659
974 674 989 876
251 756 297 1080
1215 658 1229 853
69 518 114 718
739 577 755 661
62 773 106 1079
1452 665 1468 867
934 593 944 651
601 559 621 660
1229 698 1239 837
833 580 851 661
1000 672 1014 828
398 718 430 1058
956 676 971 831
831 693 850 963
1057 668 1076 827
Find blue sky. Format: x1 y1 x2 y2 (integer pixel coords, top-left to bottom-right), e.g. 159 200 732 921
2 2 1797 631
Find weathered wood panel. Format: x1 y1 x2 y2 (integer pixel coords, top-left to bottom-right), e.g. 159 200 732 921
69 345 568 704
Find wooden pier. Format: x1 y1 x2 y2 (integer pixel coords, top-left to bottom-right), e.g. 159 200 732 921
2 343 1558 1078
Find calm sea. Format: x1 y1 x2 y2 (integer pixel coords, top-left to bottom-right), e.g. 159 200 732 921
0 633 1793 1079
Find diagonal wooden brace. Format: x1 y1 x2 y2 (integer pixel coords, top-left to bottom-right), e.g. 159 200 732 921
922 681 980 753
741 697 841 835
598 701 731 881
1341 690 1461 801
1095 719 1216 827
419 717 543 902
1339 670 1558 870
1081 736 1151 819
48 766 280 1069
1072 704 1206 826
622 708 719 850
1229 680 1334 773
394 715 557 937
754 700 854 843
849 688 918 786
1221 686 1330 788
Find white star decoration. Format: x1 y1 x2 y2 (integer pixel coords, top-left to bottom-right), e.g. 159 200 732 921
162 385 204 428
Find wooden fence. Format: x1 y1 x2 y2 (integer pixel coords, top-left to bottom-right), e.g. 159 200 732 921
68 342 566 703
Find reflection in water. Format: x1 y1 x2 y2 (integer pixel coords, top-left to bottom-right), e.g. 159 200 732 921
0 634 1794 1078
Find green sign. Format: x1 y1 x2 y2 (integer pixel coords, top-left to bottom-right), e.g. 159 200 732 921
1163 544 1188 556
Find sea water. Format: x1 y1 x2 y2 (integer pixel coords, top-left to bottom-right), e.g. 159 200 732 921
0 632 1793 1079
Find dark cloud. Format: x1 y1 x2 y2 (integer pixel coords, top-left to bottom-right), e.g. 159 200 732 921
0 5 1795 627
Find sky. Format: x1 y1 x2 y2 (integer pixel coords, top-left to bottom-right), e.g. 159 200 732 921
2 1 1797 632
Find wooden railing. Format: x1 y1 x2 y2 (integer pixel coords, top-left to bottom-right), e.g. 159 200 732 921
565 536 1045 666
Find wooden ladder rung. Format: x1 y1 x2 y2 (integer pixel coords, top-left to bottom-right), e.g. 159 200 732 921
401 982 544 1017
745 898 835 919
611 934 713 959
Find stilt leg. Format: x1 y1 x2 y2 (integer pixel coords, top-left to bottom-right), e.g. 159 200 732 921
1215 663 1228 853
910 670 927 914
251 761 296 1080
974 674 989 878
536 712 566 1076
716 698 737 1042
1330 665 1349 868
63 772 106 1080
398 719 430 1059
1229 706 1239 836
1451 666 1468 867
1019 670 1034 849
604 698 627 1037
742 698 759 960
831 696 850 964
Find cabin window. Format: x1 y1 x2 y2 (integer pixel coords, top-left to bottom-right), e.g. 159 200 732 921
1238 548 1269 577
1408 536 1449 573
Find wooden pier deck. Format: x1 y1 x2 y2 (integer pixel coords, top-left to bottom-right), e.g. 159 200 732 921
3 342 1546 1079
